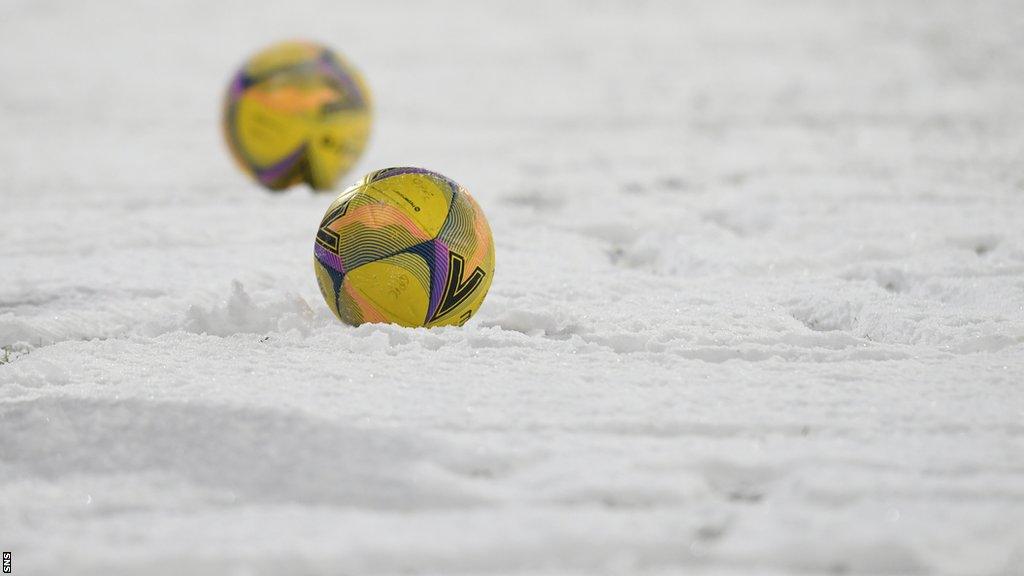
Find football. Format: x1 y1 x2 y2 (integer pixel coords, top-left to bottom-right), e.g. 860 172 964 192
314 167 495 327
223 40 371 191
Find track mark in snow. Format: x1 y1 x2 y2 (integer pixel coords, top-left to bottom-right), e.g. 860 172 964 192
499 188 564 212
788 301 858 333
948 233 1003 257
702 460 776 504
477 306 916 361
574 421 816 440
672 344 910 364
841 266 910 294
480 308 585 340
0 397 486 509
702 208 775 237
0 357 67 388
585 332 653 354
620 175 694 196
0 292 64 310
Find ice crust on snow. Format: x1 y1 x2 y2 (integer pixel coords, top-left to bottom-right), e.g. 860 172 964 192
2 0 1024 574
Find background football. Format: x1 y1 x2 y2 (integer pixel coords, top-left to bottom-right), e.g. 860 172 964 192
223 40 371 191
314 167 495 327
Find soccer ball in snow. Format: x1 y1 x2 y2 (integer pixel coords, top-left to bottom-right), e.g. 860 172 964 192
314 167 495 327
223 40 371 191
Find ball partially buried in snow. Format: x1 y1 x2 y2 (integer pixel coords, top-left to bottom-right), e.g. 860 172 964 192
313 167 495 327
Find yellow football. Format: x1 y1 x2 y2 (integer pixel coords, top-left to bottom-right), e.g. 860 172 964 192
223 40 371 191
314 168 496 327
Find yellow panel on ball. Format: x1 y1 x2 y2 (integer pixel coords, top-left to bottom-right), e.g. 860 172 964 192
223 40 372 191
343 254 432 327
361 173 453 238
314 167 495 328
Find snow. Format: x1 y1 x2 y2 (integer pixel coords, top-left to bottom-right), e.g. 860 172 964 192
2 0 1024 574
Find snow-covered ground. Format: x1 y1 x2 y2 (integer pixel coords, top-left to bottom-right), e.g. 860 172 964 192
2 0 1024 574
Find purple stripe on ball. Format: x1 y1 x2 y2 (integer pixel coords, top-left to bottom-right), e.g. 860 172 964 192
314 243 345 275
427 240 449 319
256 145 306 185
228 72 247 101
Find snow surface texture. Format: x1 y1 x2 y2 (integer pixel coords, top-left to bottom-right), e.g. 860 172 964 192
2 0 1024 574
